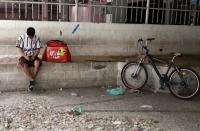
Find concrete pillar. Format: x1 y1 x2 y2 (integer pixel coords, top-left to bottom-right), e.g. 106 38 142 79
59 0 62 21
75 0 78 22
63 0 69 21
25 3 27 19
33 4 39 20
26 3 32 20
164 0 171 24
42 0 48 21
32 1 34 20
145 0 150 24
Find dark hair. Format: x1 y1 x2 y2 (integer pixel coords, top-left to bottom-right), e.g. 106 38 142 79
27 27 35 37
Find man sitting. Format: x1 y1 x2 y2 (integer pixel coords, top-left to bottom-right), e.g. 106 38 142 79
16 27 42 91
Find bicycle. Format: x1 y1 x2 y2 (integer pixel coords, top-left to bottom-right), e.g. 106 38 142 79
121 38 200 100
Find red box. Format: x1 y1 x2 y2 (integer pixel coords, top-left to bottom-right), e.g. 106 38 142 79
42 40 71 62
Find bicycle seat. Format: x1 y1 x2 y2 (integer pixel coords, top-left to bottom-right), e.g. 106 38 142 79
147 38 155 41
138 38 143 42
172 52 182 57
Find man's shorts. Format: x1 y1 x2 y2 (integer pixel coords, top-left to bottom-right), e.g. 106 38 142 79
18 56 41 67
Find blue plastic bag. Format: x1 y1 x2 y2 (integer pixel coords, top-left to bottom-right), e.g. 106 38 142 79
106 86 126 96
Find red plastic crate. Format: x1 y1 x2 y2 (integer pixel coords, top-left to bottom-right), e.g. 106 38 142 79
42 40 71 62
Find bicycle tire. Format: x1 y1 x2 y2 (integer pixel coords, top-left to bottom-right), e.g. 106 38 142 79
121 62 148 89
169 67 200 100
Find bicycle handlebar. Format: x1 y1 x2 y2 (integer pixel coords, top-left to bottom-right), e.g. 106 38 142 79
138 38 155 53
138 38 155 42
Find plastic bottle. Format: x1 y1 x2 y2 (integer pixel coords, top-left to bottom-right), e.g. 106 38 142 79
72 106 82 116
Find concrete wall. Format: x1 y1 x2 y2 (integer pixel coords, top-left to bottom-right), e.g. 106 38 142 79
0 20 200 58
0 62 118 91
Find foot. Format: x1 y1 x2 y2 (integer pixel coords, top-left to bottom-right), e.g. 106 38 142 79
28 85 34 92
28 81 35 92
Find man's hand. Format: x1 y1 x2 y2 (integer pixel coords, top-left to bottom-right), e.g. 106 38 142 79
30 56 36 61
18 48 30 61
25 56 30 61
31 49 40 61
28 56 35 62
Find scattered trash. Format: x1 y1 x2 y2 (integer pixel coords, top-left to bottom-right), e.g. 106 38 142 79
101 86 105 89
4 122 10 129
106 86 126 96
66 106 82 120
72 24 80 34
113 120 122 125
140 105 153 109
108 85 115 88
66 111 74 120
72 106 82 115
153 120 159 124
87 123 94 129
71 92 78 97
93 126 105 130
4 118 13 129
59 88 63 91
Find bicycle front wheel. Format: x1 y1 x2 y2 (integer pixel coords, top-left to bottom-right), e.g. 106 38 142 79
169 67 200 100
121 62 148 89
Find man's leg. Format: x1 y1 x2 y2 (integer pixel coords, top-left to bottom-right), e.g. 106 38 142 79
32 58 41 79
19 57 34 81
19 57 35 91
21 64 34 81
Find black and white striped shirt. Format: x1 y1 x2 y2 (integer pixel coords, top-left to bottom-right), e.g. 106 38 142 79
16 33 42 57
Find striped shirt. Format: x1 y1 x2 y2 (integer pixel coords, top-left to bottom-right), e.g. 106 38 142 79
16 33 42 57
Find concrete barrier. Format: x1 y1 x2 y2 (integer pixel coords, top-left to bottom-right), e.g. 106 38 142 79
0 62 118 91
0 62 199 92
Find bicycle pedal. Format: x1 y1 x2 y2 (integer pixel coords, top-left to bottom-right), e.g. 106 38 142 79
127 89 143 94
134 90 141 94
159 86 165 90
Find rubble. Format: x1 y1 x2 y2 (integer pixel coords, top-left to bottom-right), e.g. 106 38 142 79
0 97 161 131
71 92 78 97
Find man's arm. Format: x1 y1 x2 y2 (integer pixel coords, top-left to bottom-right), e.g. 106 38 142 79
16 35 30 60
17 48 29 60
32 49 40 60
32 36 42 60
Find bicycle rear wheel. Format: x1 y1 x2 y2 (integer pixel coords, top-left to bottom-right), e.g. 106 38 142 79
121 62 148 89
169 67 200 100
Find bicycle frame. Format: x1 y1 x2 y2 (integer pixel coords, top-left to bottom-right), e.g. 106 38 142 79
147 54 175 80
132 38 184 87
134 54 178 84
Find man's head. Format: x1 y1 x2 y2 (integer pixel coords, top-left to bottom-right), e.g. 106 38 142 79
27 27 35 38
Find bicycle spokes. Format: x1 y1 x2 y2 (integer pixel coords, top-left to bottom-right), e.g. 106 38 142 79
169 68 200 99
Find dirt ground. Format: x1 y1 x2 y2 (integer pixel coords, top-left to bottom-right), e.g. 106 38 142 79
0 87 200 131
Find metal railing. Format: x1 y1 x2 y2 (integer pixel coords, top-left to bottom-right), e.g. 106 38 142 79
0 0 199 25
